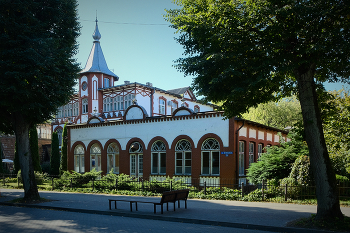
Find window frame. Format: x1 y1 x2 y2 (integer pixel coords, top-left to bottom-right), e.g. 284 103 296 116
74 145 85 173
201 138 220 176
82 98 88 114
151 140 167 175
175 139 192 175
107 143 120 174
239 141 245 176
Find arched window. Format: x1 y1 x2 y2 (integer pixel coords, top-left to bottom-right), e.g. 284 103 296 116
201 138 220 175
129 142 143 178
151 140 166 174
90 144 101 172
107 143 119 174
74 145 85 173
82 98 88 114
175 139 192 175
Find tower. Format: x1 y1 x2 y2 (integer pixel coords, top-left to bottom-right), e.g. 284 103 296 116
78 19 119 123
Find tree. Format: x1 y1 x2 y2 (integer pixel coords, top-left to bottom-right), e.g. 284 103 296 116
50 132 60 176
0 142 4 174
247 132 308 183
323 89 350 178
242 96 302 130
60 124 68 174
166 0 350 219
29 125 42 173
0 0 80 201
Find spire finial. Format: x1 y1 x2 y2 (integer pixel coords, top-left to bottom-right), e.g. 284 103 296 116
92 12 101 41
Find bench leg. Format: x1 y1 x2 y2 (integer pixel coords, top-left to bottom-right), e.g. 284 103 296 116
173 202 176 211
166 202 169 211
178 200 180 208
161 204 163 214
130 202 132 212
135 202 138 211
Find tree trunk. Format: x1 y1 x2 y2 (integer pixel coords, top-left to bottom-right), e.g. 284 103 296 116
296 65 343 220
14 114 40 201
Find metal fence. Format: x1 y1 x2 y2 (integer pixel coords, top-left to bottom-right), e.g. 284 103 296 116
1 173 349 202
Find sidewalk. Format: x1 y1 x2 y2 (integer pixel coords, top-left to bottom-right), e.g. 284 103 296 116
1 188 349 232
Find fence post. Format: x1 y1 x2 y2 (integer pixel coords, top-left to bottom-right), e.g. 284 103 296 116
115 178 118 190
241 182 244 198
51 177 54 191
285 183 288 201
170 181 172 191
92 178 95 190
3 174 5 186
70 178 73 189
261 180 265 201
204 181 206 196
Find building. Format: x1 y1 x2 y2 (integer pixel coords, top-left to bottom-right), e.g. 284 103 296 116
53 20 289 184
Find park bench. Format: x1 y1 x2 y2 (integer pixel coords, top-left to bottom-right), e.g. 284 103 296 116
108 189 189 214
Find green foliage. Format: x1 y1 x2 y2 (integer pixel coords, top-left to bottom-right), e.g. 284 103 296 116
60 124 68 174
0 142 3 174
247 132 308 184
242 96 302 130
29 125 42 172
50 132 60 176
289 155 313 186
323 89 350 179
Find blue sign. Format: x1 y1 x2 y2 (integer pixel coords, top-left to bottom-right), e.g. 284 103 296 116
221 151 233 157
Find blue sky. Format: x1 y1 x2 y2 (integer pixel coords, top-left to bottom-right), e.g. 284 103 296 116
76 0 348 92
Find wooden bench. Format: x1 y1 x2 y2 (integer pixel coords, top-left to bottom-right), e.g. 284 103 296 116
108 189 189 214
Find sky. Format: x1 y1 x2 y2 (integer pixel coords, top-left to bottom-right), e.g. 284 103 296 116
76 0 348 92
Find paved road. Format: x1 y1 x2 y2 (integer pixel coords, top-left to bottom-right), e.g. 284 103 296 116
1 188 349 233
0 205 270 233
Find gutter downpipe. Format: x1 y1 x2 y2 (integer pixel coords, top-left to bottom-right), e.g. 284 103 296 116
235 118 245 185
150 87 155 117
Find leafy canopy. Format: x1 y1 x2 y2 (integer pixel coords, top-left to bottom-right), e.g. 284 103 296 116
166 0 350 117
242 95 302 130
247 132 309 184
0 0 80 126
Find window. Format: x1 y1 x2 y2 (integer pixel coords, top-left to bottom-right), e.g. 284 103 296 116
194 106 200 113
258 144 263 161
82 81 88 91
249 142 254 165
175 139 191 175
171 101 178 114
73 102 79 116
201 138 220 175
104 78 110 88
57 106 63 118
90 144 101 172
125 94 135 109
56 128 63 146
82 98 88 114
74 145 85 173
68 103 72 117
159 98 165 115
103 97 112 112
107 143 119 174
114 96 124 111
129 142 143 178
239 141 245 176
151 141 166 174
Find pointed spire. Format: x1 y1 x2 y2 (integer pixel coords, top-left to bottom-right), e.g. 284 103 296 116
92 17 101 41
79 18 119 80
